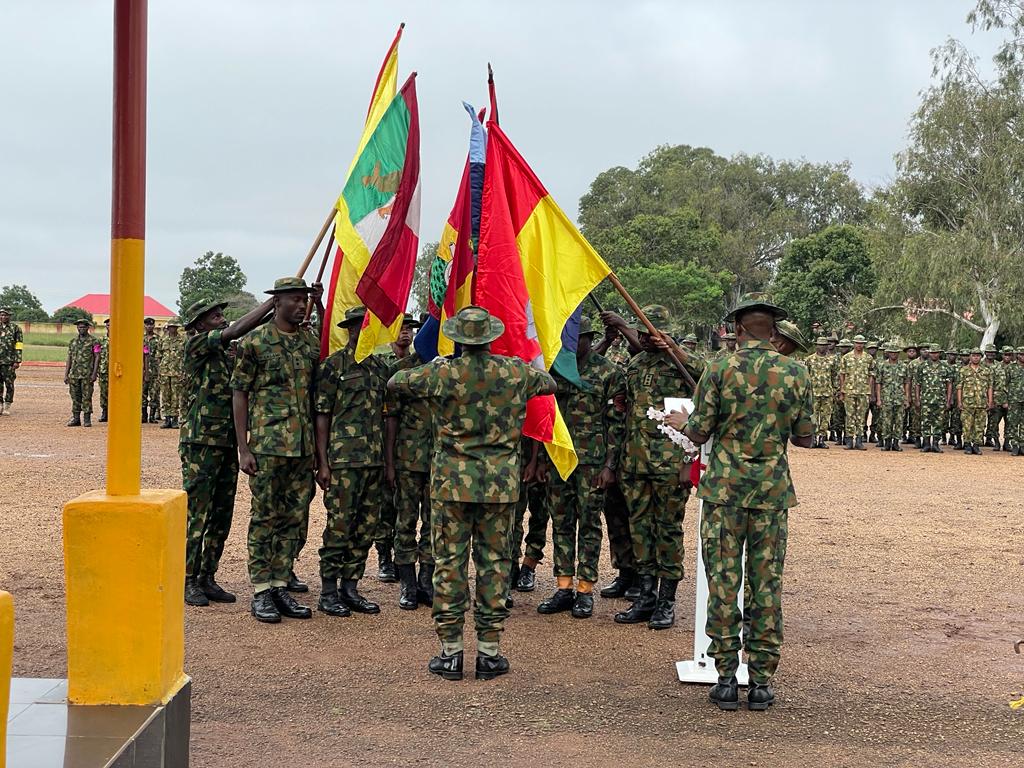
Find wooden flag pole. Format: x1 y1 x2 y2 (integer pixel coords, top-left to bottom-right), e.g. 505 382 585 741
303 226 336 323
606 273 698 391
296 206 337 279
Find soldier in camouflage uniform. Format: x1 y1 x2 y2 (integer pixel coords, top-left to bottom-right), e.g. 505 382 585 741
231 277 324 624
875 344 909 451
903 343 923 445
717 332 738 359
97 319 110 422
772 320 809 358
388 306 556 681
830 338 851 443
180 295 274 607
142 317 161 423
944 348 963 447
806 337 836 448
671 292 814 711
0 307 24 415
158 320 185 429
64 318 99 427
511 441 549 593
1006 347 1024 456
865 341 881 443
987 346 1014 450
958 348 993 455
537 317 625 620
916 345 953 453
314 305 391 618
601 305 703 630
838 335 875 450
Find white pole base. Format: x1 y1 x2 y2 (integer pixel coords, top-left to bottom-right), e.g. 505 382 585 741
675 659 749 686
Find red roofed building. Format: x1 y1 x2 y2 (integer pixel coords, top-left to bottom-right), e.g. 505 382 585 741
60 294 176 326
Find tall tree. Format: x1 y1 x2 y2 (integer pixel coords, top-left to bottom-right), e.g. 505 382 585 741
51 306 93 324
408 240 438 315
177 252 247 314
0 284 48 321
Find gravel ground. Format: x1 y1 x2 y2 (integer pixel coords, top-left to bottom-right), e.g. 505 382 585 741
1 366 1022 767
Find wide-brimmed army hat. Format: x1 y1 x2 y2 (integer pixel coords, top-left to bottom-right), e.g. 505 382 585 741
852 334 867 344
166 317 181 327
1016 346 1024 354
336 305 367 328
74 318 93 327
903 341 919 350
723 292 787 323
1000 345 1015 354
815 336 830 345
983 343 997 352
442 305 505 345
265 276 314 295
401 312 423 329
959 348 970 356
183 298 230 329
776 320 809 353
628 305 670 334
945 348 957 355
0 307 10 314
683 333 698 344
722 332 737 341
578 316 597 336
970 347 982 355
838 337 853 348
867 340 879 349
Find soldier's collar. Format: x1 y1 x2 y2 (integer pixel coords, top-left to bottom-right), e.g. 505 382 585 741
739 339 775 351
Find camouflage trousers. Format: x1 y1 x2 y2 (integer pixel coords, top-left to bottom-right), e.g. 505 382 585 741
142 377 160 415
621 473 687 581
98 374 108 412
0 364 15 403
546 464 603 583
513 481 548 563
905 404 921 439
920 401 946 439
1006 402 1024 448
373 475 397 554
604 482 635 570
159 375 183 421
431 499 514 645
180 443 237 578
962 406 987 445
702 503 788 685
946 404 962 437
830 397 845 434
319 466 384 581
394 469 432 566
878 401 905 441
812 395 833 439
986 405 1007 442
843 394 869 438
68 377 94 415
865 401 880 437
247 453 314 588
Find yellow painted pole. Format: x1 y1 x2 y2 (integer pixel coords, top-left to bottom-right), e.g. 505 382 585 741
0 591 12 768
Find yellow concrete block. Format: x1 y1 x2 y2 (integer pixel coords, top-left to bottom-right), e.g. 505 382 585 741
63 489 188 705
0 591 13 768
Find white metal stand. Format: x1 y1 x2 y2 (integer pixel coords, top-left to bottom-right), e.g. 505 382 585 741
675 440 749 686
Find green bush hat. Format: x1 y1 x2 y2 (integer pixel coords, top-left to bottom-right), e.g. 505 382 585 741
722 332 737 341
815 336 830 345
982 343 996 352
183 299 230 329
74 318 93 328
776 320 809 353
402 312 423 329
945 348 957 355
578 316 597 336
971 347 983 355
723 292 787 323
1000 345 1015 354
838 338 853 348
337 305 367 328
852 334 867 344
959 348 970 356
0 307 10 314
1016 346 1024 354
630 305 671 334
866 340 879 349
166 318 181 327
442 305 505 345
265 276 313 295
683 333 698 344
903 341 919 351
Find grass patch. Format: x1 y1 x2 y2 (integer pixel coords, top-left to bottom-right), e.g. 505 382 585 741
23 331 76 347
23 345 69 362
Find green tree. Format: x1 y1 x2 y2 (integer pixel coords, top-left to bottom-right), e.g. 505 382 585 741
772 225 877 333
409 240 439 315
593 263 733 331
178 251 247 314
52 306 94 324
222 290 259 322
0 284 48 322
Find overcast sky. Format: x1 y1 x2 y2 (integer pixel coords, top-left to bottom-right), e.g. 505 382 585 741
0 1 1000 312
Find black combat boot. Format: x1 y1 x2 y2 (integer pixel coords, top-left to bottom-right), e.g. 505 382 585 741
914 436 923 449
160 416 173 429
340 579 380 614
854 435 865 450
317 578 351 617
747 684 776 711
1012 445 1022 457
571 592 594 619
932 437 943 453
377 546 398 583
1003 439 1012 452
818 436 829 449
985 436 995 447
141 404 148 423
67 412 81 427
286 570 309 593
648 579 678 630
251 589 281 623
614 575 657 624
170 417 179 429
199 574 236 603
184 577 209 607
537 588 575 614
270 586 312 619
82 413 92 427
623 579 642 601
600 568 635 599
845 436 854 450
398 564 419 610
148 405 159 424
709 675 739 711
515 564 536 592
98 408 108 423
428 650 464 681
417 562 435 606
972 443 983 455
964 442 973 455
475 653 510 681
892 439 902 452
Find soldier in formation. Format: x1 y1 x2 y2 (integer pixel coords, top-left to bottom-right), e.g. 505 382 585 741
957 348 992 456
1006 347 1024 455
986 346 1014 449
142 316 161 423
64 318 99 427
158 319 185 429
874 344 909 451
838 335 875 450
0 307 23 415
97 319 110 422
944 348 963 448
807 337 836 448
916 344 953 453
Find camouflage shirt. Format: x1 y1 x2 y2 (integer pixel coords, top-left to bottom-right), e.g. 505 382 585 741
315 346 390 469
621 350 702 476
180 329 235 448
991 362 1010 401
688 339 813 511
143 331 160 377
806 353 837 397
98 337 109 376
388 352 554 503
876 360 908 403
958 364 992 408
1006 363 1024 403
0 322 23 365
67 334 98 379
386 352 433 473
230 323 319 457
839 350 875 396
158 334 185 377
554 351 626 469
917 360 951 405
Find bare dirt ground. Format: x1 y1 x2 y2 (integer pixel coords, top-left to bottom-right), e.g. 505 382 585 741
1 365 1022 767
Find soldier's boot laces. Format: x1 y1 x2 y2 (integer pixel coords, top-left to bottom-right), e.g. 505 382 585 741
398 564 419 610
648 578 678 630
184 577 209 607
600 569 636 599
377 546 398 583
250 589 281 624
417 562 435 606
340 579 380 614
614 575 657 624
747 684 776 711
709 675 739 711
475 653 510 681
66 412 81 427
270 586 312 619
515 564 536 593
82 413 92 428
199 574 236 603
537 588 575 615
428 650 464 681
317 578 351 617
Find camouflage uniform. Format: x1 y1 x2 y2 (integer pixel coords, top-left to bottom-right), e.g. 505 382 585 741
513 440 549 566
546 351 625 583
180 328 238 579
66 333 99 415
1006 353 1024 451
959 363 992 446
875 358 908 442
372 349 403 560
905 354 924 440
0 319 24 405
687 339 813 685
159 333 185 422
389 350 554 650
230 322 319 589
838 349 874 439
829 346 847 439
97 335 109 415
806 350 835 442
315 345 390 581
945 353 962 442
143 329 161 418
917 356 951 440
986 356 1011 445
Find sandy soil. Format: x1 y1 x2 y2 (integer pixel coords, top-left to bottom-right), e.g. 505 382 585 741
1 365 1022 767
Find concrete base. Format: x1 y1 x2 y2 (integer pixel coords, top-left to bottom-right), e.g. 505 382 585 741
5 678 190 767
676 659 750 686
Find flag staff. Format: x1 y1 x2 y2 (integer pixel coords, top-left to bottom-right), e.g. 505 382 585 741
296 206 337 278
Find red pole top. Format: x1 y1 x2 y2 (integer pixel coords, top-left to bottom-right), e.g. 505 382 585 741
111 0 147 241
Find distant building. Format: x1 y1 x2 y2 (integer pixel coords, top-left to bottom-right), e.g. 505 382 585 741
59 294 176 327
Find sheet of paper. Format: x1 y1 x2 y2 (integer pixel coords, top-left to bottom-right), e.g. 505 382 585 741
664 397 693 414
